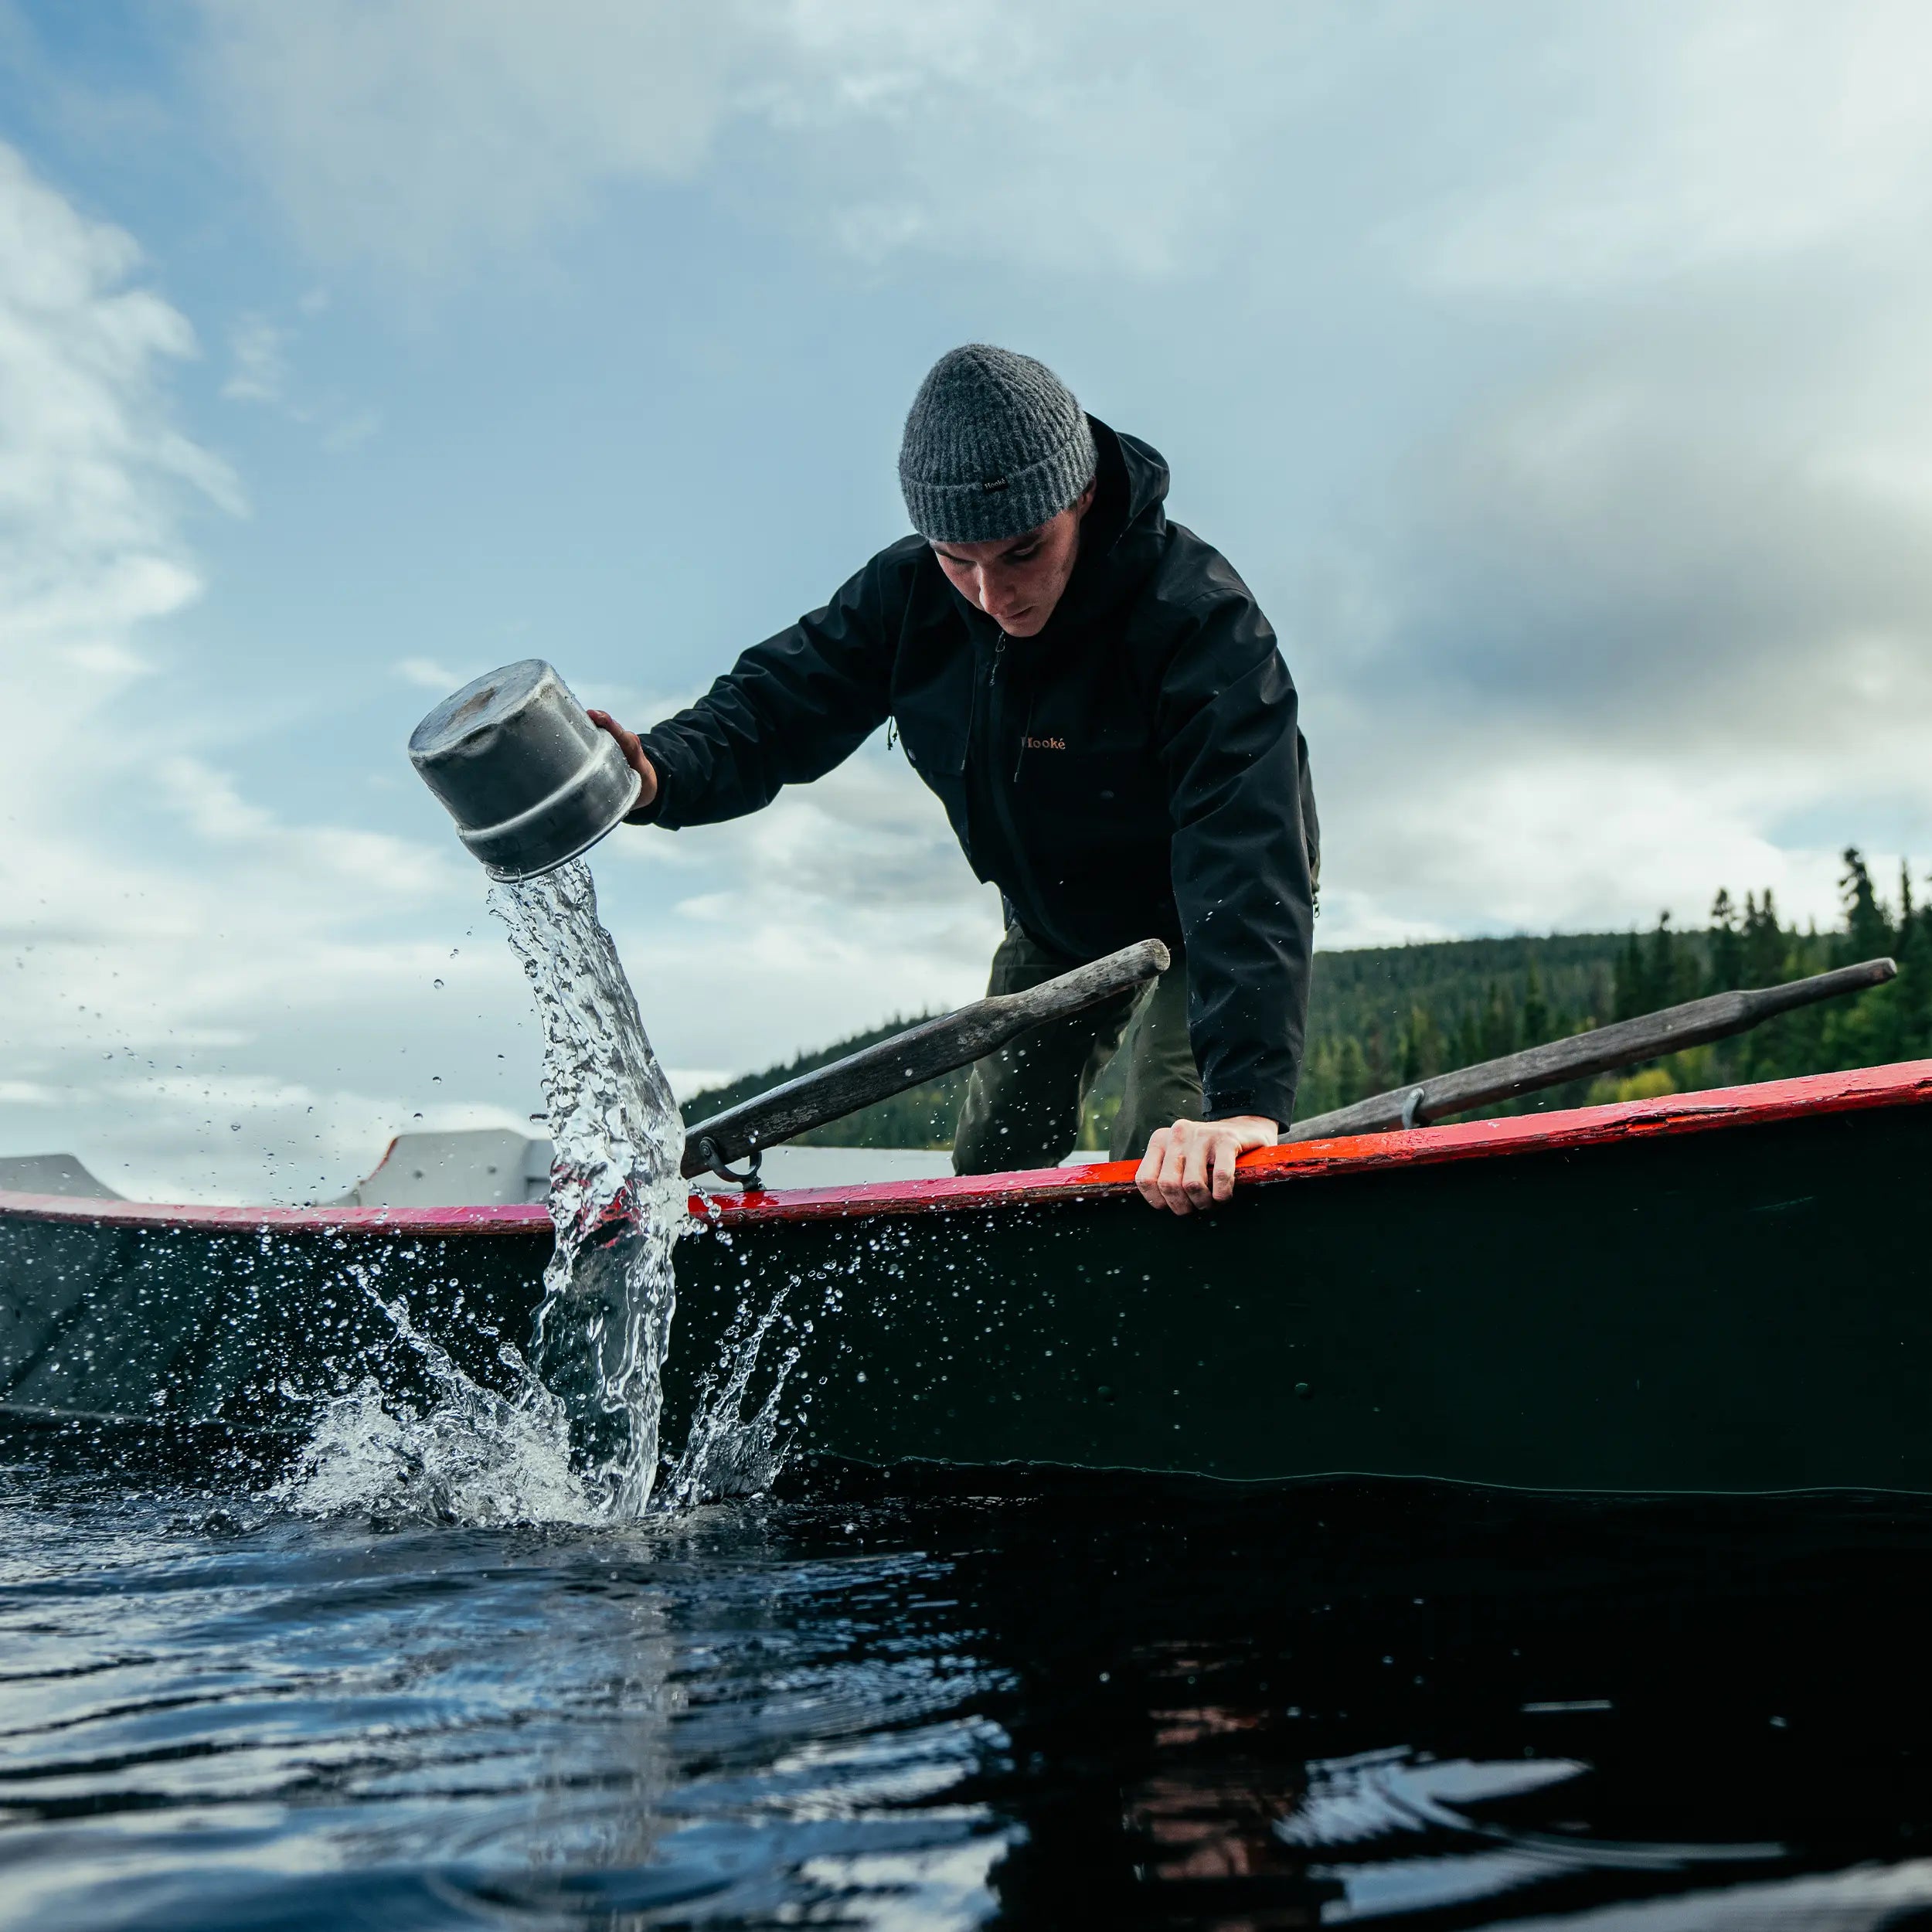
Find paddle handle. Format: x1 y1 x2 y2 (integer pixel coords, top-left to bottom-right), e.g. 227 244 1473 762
683 937 1172 1179
1286 956 1898 1144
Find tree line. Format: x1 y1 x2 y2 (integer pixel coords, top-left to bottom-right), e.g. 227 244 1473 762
1290 847 1927 1130
682 848 1927 1149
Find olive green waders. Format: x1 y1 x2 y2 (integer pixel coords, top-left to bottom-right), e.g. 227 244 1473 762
951 926 1203 1174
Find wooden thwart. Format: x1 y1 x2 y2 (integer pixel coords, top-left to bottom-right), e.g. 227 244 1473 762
683 937 1171 1180
1284 957 1897 1143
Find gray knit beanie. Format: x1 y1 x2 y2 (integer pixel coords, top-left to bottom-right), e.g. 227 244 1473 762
898 345 1099 544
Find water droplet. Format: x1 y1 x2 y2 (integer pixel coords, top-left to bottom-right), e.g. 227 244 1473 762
433 978 445 990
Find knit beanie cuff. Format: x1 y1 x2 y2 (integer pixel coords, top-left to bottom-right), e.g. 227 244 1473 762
900 413 1098 545
898 345 1100 543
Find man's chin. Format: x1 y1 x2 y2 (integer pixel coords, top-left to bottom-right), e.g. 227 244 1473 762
997 609 1046 638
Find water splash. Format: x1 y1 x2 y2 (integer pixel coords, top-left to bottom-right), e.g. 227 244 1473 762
283 859 687 1526
664 1271 804 1508
491 859 686 1518
278 1267 597 1527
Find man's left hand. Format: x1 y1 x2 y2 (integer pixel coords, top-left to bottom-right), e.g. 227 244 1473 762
1136 1115 1277 1215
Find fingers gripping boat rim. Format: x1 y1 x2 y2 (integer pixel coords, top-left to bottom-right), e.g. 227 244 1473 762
408 658 641 879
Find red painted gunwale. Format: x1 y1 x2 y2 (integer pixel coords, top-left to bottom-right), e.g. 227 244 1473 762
2 1060 1927 1240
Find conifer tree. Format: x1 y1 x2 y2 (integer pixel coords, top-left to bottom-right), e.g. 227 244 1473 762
1644 912 1681 1011
1365 1023 1393 1093
1482 980 1516 1060
1709 888 1745 992
1743 889 1787 988
1298 1042 1338 1121
1456 1002 1485 1073
1839 848 1892 964
1614 930 1647 1021
1895 867 1932 1062
1522 957 1549 1048
1335 1035 1369 1107
1399 1003 1444 1086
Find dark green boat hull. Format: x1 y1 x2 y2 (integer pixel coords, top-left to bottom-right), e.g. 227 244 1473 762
3 1066 1929 1492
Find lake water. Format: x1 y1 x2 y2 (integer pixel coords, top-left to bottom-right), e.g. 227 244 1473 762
5 1458 1932 1930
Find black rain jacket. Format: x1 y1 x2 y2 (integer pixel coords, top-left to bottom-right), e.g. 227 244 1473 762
634 418 1320 1126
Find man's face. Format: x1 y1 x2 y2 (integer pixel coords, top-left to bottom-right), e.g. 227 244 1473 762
929 484 1094 638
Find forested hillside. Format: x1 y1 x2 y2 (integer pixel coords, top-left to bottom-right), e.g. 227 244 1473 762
681 850 1929 1151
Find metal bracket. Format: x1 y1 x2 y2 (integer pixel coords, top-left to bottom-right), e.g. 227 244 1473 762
1400 1087 1428 1130
694 1135 764 1190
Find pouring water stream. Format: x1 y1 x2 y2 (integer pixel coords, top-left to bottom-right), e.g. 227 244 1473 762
491 859 686 1518
284 859 759 1526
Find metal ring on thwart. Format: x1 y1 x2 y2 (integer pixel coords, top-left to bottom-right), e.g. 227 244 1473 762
1400 1087 1428 1130
694 1135 764 1189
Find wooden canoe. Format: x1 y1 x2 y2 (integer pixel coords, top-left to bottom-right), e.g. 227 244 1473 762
4 1058 1930 1493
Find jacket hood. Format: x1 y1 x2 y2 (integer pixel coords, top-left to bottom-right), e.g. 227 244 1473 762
1092 415 1171 544
1036 416 1169 638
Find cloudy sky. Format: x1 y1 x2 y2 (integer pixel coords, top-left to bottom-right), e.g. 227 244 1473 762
3 1 1930 1200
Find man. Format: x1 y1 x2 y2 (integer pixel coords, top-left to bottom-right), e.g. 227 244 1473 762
591 345 1318 1214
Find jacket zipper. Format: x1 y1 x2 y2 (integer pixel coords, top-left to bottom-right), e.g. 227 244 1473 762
981 630 1060 947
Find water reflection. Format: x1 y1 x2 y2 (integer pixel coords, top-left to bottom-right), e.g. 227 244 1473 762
5 1465 1932 1927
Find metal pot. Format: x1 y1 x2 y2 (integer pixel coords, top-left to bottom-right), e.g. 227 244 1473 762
408 659 641 880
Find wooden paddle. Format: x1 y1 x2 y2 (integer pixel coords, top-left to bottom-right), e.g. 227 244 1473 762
1285 956 1897 1142
683 937 1171 1181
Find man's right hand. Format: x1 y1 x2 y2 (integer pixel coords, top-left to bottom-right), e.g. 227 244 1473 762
587 710 658 811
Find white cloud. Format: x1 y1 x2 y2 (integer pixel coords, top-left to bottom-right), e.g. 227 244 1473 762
221 309 287 401
188 0 1357 282
219 302 380 449
192 0 749 279
1320 747 1865 946
1296 243 1932 935
0 140 523 1202
319 405 381 452
590 734 1004 1087
393 655 479 692
0 147 243 641
1407 2 1932 295
184 1 1932 317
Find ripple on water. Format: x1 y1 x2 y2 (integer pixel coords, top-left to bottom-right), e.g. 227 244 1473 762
5 1472 1932 1928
